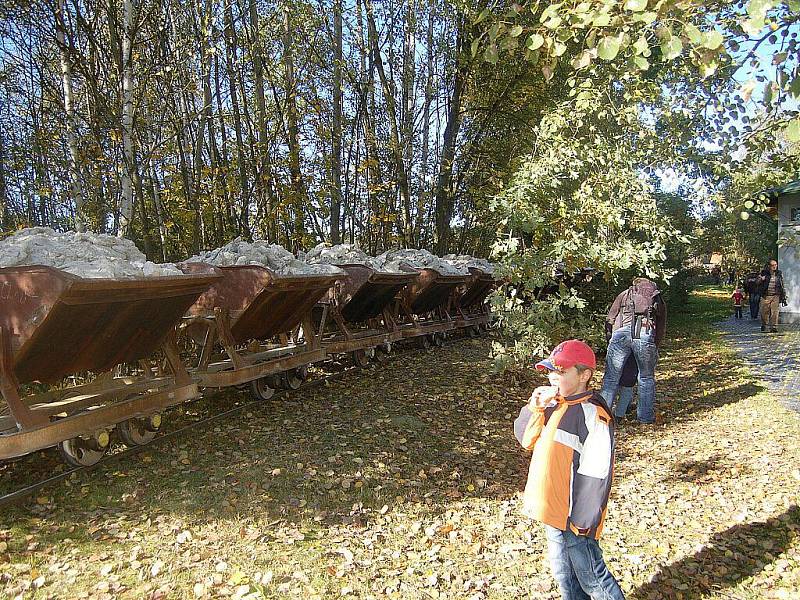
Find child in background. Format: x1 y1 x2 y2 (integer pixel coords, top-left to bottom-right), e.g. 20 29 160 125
732 287 744 319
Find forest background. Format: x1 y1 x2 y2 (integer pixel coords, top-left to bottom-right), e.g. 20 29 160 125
0 0 798 364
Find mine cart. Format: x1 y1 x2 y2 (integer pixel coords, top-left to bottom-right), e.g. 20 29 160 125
0 266 218 465
453 267 496 332
315 264 417 366
392 268 469 348
177 263 342 400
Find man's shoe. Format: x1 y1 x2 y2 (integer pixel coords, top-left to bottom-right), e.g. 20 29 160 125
761 325 766 332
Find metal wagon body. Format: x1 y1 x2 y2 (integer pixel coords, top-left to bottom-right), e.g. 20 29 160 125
0 265 218 463
315 264 417 364
454 267 496 330
391 267 470 346
177 263 341 397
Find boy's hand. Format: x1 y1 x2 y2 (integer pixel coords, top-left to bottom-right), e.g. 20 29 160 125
529 385 558 409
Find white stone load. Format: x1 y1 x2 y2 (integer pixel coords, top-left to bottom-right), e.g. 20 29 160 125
443 254 496 275
304 243 374 267
0 227 183 278
371 248 470 276
187 238 342 276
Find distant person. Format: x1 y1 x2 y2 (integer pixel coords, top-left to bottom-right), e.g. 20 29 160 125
514 340 624 600
601 278 667 425
758 259 787 333
745 271 761 319
732 287 744 319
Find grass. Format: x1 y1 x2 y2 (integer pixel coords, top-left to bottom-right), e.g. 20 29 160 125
1 288 799 599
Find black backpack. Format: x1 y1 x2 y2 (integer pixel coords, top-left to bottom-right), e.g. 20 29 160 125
624 279 661 340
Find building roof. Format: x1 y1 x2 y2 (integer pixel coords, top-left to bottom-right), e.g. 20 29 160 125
763 178 800 206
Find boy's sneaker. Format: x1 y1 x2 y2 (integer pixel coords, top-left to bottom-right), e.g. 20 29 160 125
761 325 766 332
771 327 778 333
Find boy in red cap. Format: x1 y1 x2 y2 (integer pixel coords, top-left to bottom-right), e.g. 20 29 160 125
515 339 624 599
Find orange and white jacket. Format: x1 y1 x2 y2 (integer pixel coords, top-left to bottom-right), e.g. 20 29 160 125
520 389 616 540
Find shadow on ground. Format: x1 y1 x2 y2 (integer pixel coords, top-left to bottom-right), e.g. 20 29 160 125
630 505 800 600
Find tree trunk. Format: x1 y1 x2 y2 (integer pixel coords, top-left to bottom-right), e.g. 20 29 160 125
330 0 343 243
434 22 468 256
224 1 251 239
0 121 8 230
366 0 411 246
283 3 306 250
118 0 137 237
248 0 277 239
149 164 168 261
55 0 86 232
192 0 214 250
401 0 416 244
416 1 434 247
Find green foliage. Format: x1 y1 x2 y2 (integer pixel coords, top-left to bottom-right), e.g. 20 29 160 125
488 92 690 369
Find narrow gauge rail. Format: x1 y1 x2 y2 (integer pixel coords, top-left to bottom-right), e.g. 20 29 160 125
0 332 485 508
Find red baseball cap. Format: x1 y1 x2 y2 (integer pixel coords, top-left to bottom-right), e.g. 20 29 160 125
535 339 596 371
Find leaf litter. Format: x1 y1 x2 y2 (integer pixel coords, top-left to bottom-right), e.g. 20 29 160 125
0 289 799 599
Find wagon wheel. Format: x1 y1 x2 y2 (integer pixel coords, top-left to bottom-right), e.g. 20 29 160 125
284 365 308 390
118 414 161 447
374 343 392 363
433 332 446 347
250 377 276 401
418 335 431 350
468 325 480 338
351 348 373 368
58 430 110 467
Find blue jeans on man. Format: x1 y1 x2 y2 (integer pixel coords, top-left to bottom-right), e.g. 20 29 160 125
545 525 625 599
601 327 658 424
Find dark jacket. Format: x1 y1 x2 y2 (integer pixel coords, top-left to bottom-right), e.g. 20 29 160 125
759 269 787 303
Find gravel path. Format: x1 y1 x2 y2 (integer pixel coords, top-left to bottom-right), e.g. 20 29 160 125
717 315 800 414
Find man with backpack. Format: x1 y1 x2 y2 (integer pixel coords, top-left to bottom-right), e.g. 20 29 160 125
600 278 667 425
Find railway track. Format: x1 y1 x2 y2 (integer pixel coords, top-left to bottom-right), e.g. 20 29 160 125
0 335 478 509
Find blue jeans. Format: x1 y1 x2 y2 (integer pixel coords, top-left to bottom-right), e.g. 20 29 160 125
613 386 634 419
601 328 658 424
545 525 625 599
749 293 760 319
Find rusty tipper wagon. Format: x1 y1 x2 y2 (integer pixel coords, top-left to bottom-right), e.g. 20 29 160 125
395 267 470 347
317 264 418 365
0 266 218 466
454 267 496 333
177 263 342 400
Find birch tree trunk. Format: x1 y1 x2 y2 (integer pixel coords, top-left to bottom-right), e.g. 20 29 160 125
416 1 434 247
55 0 86 232
401 0 416 244
118 0 137 237
330 0 343 244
